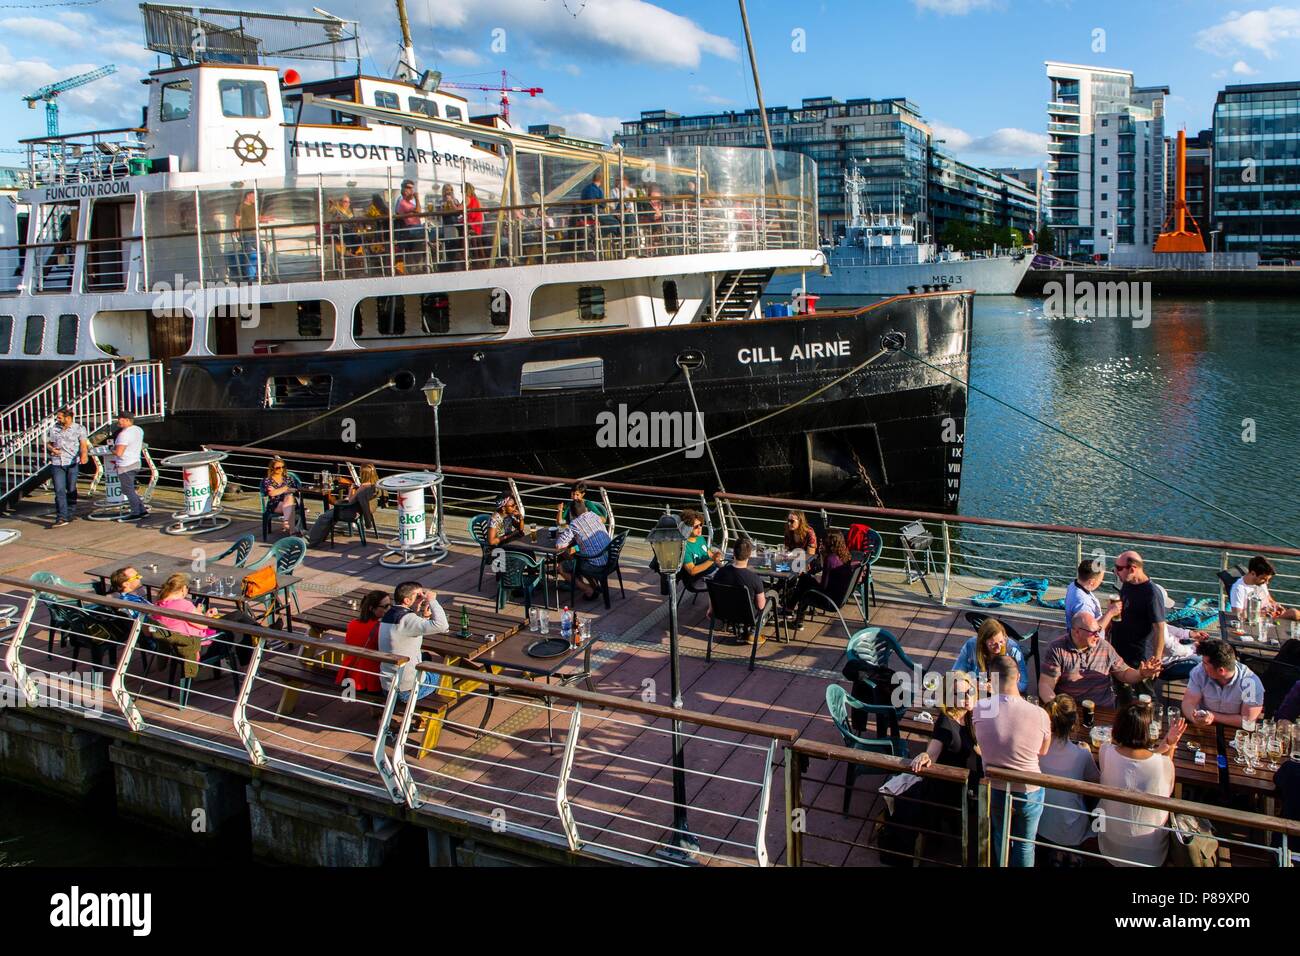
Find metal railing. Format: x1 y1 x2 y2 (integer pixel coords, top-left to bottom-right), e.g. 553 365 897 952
21 128 148 187
0 360 166 507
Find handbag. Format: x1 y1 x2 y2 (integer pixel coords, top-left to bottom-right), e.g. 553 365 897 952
242 564 277 601
1167 813 1218 867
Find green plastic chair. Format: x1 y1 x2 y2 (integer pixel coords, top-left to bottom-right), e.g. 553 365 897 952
30 571 96 659
470 514 493 591
213 533 256 567
243 536 307 616
496 551 548 613
825 683 908 814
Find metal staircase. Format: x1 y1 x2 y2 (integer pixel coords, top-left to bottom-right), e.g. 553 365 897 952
704 269 775 321
0 360 166 508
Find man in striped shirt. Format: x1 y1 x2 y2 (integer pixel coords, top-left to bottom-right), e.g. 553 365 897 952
556 498 611 600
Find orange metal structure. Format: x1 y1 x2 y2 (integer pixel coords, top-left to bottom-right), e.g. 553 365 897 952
1154 129 1206 253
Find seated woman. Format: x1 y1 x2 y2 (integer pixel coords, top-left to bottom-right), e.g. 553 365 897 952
783 510 818 559
261 458 300 534
150 573 253 664
789 530 857 630
488 494 525 548
1097 699 1186 867
952 617 1029 695
336 589 389 693
331 463 379 529
1036 695 1100 864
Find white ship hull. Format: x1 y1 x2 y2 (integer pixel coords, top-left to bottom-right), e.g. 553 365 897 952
767 251 1033 297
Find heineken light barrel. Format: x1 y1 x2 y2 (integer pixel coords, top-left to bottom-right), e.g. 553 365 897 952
182 464 212 516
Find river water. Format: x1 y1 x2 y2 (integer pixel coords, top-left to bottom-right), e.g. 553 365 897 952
959 296 1300 547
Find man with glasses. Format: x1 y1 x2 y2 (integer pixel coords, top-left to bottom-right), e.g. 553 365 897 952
1040 610 1161 708
107 566 150 617
1108 551 1167 702
45 406 89 527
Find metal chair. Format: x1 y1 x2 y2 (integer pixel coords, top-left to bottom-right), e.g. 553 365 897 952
792 561 867 631
705 579 784 671
330 484 377 546
825 683 908 814
568 530 629 610
496 551 548 614
213 533 256 567
470 514 493 591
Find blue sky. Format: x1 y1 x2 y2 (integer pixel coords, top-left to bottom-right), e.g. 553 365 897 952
2 0 1299 170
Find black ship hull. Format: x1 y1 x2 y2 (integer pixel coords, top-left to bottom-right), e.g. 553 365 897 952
149 291 972 511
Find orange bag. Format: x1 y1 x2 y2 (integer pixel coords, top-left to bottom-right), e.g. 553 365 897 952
242 565 277 600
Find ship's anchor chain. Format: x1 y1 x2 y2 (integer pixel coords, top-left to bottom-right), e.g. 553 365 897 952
848 444 885 508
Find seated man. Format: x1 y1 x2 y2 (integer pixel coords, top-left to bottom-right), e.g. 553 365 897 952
1039 610 1161 708
487 494 525 548
555 498 611 600
1231 556 1300 623
1182 638 1265 730
555 480 607 526
107 566 150 619
378 581 449 702
678 508 723 586
707 537 777 647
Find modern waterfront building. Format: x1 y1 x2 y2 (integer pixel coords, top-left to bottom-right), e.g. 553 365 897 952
1045 62 1168 258
1212 82 1300 261
617 98 1034 242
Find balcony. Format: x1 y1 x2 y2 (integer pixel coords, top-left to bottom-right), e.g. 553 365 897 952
1048 122 1081 135
1048 100 1081 115
1048 159 1080 173
1048 141 1080 156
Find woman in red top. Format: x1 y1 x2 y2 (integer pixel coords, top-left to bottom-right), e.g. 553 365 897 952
464 182 486 266
336 589 389 693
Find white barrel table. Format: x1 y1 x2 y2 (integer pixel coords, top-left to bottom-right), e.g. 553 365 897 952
161 450 232 535
377 471 447 568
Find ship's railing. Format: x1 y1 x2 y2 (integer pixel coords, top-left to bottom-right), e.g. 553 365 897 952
980 766 1298 867
714 491 1300 616
0 575 794 867
22 128 149 187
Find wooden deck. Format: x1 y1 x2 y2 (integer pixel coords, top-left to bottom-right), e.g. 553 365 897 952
0 486 1278 867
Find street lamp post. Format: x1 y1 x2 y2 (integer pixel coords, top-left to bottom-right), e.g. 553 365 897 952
420 374 446 544
646 511 699 860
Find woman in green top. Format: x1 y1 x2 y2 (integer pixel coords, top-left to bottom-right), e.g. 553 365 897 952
680 509 723 583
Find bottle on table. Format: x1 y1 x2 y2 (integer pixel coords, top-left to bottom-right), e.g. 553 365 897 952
459 606 470 638
560 606 573 641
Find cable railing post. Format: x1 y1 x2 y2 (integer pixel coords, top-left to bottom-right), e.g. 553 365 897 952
375 679 419 805
784 746 803 867
617 146 626 258
1074 533 1083 568
752 738 777 867
386 168 396 277
392 678 424 809
232 639 268 765
317 173 326 282
941 519 952 606
109 616 146 731
555 701 583 853
2 596 41 705
976 777 992 867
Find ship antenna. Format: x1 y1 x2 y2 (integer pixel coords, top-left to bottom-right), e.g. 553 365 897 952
737 0 778 184
394 0 417 80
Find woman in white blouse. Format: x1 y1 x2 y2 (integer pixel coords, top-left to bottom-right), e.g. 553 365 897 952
1097 699 1187 867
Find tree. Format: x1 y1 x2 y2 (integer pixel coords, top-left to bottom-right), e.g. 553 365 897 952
1038 225 1055 254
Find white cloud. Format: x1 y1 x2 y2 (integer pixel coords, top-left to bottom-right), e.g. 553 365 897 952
1232 60 1259 75
932 121 1048 158
1196 6 1300 59
912 0 998 14
413 0 738 69
689 84 734 107
434 46 484 67
553 111 623 143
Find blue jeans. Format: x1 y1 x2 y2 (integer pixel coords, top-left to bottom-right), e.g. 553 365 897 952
397 671 442 703
50 462 79 521
990 786 1045 867
238 237 258 280
118 468 144 516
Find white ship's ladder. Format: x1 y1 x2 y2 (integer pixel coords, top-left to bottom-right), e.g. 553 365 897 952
0 360 166 507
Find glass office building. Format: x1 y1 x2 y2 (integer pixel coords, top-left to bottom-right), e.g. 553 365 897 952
1212 82 1300 261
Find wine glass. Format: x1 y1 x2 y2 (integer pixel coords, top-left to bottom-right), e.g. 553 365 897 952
1147 715 1162 751
1266 733 1284 772
1241 734 1258 776
1232 730 1246 765
1291 725 1300 763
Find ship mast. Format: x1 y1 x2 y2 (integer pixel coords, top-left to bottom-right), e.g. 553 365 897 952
394 0 417 80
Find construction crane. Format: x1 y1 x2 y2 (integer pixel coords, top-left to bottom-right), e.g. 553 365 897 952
438 71 543 124
22 65 117 137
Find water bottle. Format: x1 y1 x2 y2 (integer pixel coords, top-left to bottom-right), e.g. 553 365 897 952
560 606 573 641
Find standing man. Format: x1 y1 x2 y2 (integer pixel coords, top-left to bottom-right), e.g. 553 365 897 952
46 406 88 527
1108 551 1166 703
112 411 147 521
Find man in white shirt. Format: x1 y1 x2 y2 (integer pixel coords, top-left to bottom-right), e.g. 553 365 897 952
1230 556 1299 623
377 581 449 701
111 411 147 520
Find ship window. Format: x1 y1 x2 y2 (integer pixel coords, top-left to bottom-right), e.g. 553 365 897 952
662 280 680 312
445 105 463 121
578 286 605 321
489 288 510 327
521 358 604 392
160 80 193 122
265 374 332 409
23 315 46 354
329 92 361 126
420 294 449 333
409 97 439 118
0 315 11 354
375 90 399 109
218 79 271 119
56 314 78 354
296 300 322 338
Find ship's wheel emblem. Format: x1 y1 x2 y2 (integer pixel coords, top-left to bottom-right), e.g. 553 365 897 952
230 132 270 165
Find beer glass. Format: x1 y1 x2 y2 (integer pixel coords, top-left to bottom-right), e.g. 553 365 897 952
1267 734 1284 772
1291 725 1300 762
538 608 549 636
1241 734 1258 776
1232 730 1246 765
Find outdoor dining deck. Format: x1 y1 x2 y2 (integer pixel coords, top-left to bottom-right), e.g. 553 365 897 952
1 473 1296 868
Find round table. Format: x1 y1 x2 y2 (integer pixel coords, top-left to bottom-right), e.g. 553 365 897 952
160 450 231 535
376 471 447 568
86 445 130 520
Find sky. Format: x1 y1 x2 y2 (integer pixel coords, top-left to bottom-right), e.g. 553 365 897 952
2 0 1299 170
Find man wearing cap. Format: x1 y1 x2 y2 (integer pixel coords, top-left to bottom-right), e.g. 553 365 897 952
45 406 89 527
487 493 524 547
111 411 147 521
